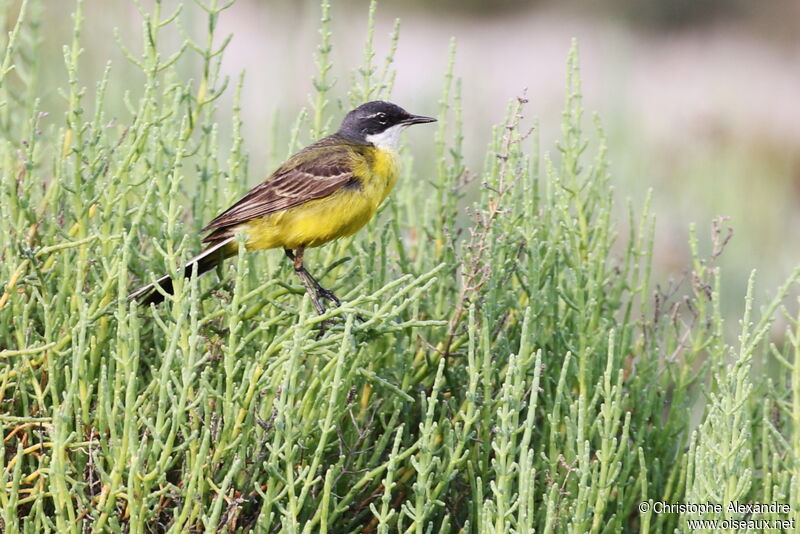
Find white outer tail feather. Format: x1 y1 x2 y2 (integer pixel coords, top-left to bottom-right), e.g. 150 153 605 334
128 236 236 303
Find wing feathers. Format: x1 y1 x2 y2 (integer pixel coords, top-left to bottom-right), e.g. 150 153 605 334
202 135 363 241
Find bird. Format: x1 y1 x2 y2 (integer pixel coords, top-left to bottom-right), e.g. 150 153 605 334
129 100 436 315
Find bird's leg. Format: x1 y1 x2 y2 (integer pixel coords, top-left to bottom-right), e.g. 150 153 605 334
285 248 326 315
293 248 341 306
285 248 340 315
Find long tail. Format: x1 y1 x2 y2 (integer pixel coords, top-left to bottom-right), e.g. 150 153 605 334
128 237 236 306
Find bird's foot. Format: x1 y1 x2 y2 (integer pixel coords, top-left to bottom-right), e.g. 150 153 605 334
316 286 341 307
315 318 337 339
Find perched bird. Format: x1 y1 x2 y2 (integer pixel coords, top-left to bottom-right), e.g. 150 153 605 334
129 101 436 314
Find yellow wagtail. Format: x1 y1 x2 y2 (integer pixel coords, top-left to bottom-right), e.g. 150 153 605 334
129 101 436 313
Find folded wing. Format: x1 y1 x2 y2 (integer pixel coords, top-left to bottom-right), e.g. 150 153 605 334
202 136 359 242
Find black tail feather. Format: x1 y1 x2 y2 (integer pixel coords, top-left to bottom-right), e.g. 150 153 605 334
128 237 235 306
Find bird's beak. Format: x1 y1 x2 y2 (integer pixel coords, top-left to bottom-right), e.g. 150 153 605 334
402 114 437 125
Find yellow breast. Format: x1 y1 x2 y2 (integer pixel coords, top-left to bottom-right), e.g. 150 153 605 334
360 145 399 203
242 146 399 251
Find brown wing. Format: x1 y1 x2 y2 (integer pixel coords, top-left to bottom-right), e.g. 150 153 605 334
202 136 361 242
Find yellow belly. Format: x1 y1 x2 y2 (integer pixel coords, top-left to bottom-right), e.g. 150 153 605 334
241 148 398 251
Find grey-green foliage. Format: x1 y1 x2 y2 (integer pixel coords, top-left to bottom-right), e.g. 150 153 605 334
1 1 799 533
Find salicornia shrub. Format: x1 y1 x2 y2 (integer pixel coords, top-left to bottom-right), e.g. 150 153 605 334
1 1 799 532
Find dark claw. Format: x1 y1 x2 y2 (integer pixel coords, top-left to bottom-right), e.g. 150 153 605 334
317 287 340 307
315 318 337 339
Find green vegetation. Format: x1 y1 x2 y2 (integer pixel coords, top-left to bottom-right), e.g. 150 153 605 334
1 1 799 532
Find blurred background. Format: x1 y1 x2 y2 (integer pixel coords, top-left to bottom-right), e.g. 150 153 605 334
33 0 800 319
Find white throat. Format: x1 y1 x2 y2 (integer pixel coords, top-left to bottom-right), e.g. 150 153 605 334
365 124 406 151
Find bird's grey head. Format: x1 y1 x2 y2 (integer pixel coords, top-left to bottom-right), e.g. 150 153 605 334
338 101 436 150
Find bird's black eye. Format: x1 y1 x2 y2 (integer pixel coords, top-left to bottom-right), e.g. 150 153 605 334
376 112 388 123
